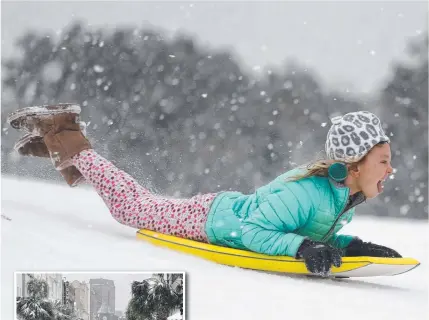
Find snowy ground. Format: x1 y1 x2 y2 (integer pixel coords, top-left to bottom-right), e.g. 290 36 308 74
2 176 428 319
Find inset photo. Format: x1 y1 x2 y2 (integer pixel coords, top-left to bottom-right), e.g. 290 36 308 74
15 272 185 320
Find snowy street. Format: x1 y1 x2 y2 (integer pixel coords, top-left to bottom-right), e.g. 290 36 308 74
1 177 427 319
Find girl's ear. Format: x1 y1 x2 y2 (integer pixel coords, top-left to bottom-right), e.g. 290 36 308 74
347 163 360 178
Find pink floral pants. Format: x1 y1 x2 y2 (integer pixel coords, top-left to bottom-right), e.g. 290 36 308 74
71 150 218 242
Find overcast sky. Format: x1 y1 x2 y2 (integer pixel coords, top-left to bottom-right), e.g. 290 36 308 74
1 1 427 94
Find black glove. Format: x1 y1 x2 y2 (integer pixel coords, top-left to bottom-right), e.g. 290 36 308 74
344 238 402 258
296 239 343 276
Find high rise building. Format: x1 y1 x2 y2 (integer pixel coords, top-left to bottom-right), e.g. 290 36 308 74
17 273 63 302
16 273 24 298
71 280 90 320
89 278 115 320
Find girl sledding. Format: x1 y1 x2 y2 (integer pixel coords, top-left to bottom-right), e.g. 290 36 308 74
7 104 403 276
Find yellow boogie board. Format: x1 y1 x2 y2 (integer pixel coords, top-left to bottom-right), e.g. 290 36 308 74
136 229 420 278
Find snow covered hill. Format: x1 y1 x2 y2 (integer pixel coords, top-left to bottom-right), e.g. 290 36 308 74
1 176 428 319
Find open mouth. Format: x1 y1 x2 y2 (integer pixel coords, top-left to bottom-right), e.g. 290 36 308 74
377 179 385 193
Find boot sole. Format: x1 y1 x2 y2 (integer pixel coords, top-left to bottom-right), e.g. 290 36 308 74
7 103 81 130
14 133 38 152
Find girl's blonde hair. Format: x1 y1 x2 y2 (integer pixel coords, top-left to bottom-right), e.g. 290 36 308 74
288 158 341 181
288 141 389 182
287 158 351 182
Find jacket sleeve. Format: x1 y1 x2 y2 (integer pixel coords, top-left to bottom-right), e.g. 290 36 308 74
326 233 355 248
240 181 316 257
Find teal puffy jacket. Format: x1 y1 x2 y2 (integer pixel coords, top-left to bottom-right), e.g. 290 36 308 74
204 167 364 257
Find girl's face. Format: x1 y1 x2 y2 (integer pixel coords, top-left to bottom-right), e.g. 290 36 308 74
353 143 393 199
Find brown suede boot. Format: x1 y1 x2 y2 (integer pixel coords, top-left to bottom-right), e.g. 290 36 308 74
7 104 92 171
7 103 81 135
14 134 85 187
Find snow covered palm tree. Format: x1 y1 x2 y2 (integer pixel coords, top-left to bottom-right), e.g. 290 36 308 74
125 280 152 320
126 274 183 320
52 299 79 320
16 277 55 320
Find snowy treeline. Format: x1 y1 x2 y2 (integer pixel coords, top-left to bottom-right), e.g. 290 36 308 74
1 22 427 219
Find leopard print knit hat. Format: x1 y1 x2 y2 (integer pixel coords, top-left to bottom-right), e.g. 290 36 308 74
325 111 390 163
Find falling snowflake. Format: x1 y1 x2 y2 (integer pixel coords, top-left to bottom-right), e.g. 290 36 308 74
400 205 410 215
283 81 293 90
93 65 104 73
